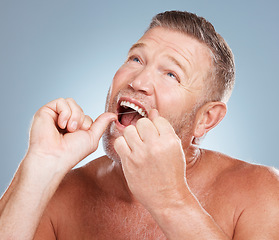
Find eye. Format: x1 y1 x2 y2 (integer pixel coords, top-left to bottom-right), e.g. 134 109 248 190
127 55 141 64
132 57 140 63
167 72 176 79
167 72 179 82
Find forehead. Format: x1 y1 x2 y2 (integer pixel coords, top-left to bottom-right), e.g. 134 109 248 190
134 27 213 80
139 27 209 52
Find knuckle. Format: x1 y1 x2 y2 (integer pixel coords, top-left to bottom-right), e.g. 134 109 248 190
78 107 84 116
65 97 75 103
56 98 68 107
57 97 66 102
67 98 84 114
36 106 44 115
61 107 71 118
34 109 43 120
35 106 50 118
55 98 71 115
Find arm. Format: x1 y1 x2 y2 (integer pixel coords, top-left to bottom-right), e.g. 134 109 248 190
0 98 116 240
233 167 279 239
114 110 230 239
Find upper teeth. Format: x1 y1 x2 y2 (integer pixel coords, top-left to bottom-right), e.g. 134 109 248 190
120 101 147 118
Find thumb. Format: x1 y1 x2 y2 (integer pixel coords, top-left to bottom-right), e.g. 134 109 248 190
89 112 117 150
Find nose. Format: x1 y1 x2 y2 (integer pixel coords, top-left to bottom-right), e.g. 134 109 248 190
129 68 154 95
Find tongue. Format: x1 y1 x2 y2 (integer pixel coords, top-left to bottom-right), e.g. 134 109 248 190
121 112 142 126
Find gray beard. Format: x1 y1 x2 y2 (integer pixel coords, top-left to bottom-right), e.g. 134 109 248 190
102 109 197 163
102 86 202 162
102 121 121 163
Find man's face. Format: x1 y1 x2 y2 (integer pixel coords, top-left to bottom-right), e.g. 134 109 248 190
103 27 212 161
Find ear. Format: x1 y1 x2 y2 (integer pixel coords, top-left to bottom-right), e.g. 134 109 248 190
193 102 227 138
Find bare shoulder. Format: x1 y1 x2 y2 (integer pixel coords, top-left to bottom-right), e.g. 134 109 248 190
201 149 279 210
50 155 111 204
211 150 279 194
204 149 279 188
35 156 111 236
204 149 279 239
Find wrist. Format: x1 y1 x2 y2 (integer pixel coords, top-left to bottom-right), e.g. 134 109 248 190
147 182 201 223
146 181 192 212
20 153 68 191
24 148 71 173
148 190 213 240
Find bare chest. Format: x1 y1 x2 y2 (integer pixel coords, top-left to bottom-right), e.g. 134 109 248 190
57 192 237 240
58 197 167 240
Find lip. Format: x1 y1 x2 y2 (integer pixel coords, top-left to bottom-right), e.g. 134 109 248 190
116 96 148 130
117 96 148 116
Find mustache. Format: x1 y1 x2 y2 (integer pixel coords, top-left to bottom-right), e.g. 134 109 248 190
112 88 157 110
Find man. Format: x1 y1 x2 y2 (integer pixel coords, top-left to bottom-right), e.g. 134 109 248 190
1 10 279 240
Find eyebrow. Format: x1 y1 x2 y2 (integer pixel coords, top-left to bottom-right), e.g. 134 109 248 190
128 43 145 53
128 43 189 79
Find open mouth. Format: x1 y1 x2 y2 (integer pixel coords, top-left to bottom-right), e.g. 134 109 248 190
117 100 147 127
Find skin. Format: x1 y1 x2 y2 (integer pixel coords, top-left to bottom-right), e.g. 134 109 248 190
1 27 279 240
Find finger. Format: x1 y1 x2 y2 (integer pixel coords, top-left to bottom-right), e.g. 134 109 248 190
45 98 71 129
65 98 85 132
114 136 131 158
153 116 176 136
148 109 160 121
136 117 159 142
80 115 93 130
122 125 143 150
148 109 175 135
88 112 117 150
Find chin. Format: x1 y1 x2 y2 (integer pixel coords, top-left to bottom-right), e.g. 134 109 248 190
102 122 122 163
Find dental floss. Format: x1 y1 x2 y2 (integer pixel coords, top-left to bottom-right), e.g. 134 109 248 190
117 110 139 115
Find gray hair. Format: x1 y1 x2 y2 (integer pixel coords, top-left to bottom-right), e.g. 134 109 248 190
147 11 235 103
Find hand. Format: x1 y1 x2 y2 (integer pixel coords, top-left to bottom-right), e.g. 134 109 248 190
114 109 188 211
26 98 116 173
0 98 117 240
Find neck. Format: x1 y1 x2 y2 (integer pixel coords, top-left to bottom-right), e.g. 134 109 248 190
101 137 202 202
184 142 202 173
100 159 134 202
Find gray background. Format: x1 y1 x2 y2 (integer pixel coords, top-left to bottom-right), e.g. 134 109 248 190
1 0 278 195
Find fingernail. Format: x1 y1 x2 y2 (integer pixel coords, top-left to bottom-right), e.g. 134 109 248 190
62 120 67 129
71 121 77 131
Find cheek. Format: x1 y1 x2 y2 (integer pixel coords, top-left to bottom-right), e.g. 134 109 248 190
155 86 187 116
108 70 125 101
110 67 130 94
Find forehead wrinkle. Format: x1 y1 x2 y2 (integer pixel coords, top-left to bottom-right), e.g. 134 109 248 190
132 35 194 76
141 35 194 66
144 37 197 85
165 55 190 80
168 41 212 92
167 44 193 67
128 42 146 54
129 34 209 89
